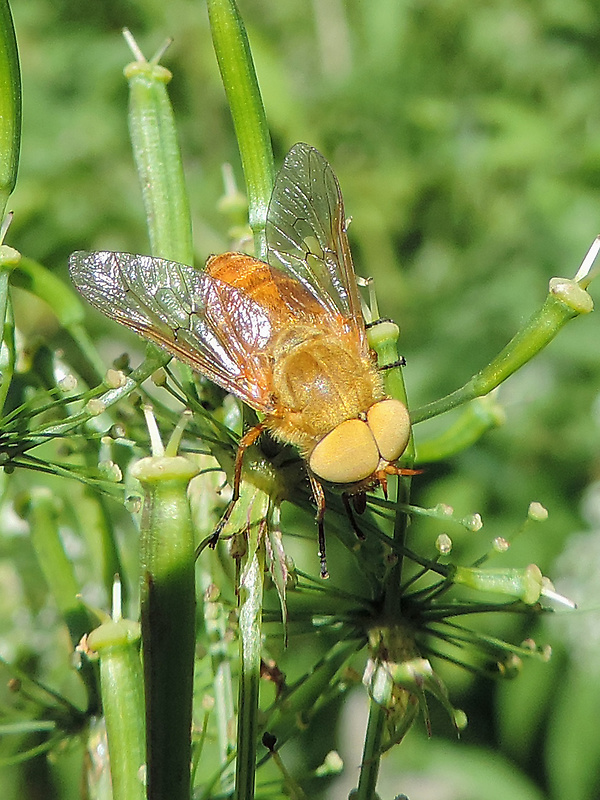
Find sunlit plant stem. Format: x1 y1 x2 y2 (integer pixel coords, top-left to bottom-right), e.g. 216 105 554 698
132 420 199 800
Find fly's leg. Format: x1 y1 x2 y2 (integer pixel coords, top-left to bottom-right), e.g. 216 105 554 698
308 474 329 579
205 421 267 550
379 465 422 480
379 357 407 370
342 493 366 540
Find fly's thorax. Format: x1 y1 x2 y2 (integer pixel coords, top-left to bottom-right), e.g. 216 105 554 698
308 399 411 485
269 326 384 442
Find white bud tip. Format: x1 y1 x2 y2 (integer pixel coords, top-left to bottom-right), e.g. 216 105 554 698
142 405 165 457
463 513 483 532
528 501 549 521
58 375 77 392
105 369 127 389
436 533 453 555
433 503 454 517
86 399 106 416
493 537 510 553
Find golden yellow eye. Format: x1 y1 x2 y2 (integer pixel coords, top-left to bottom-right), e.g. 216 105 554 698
367 399 411 462
309 419 379 484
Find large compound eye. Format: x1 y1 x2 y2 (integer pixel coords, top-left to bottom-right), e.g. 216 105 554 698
309 419 379 484
367 399 411 462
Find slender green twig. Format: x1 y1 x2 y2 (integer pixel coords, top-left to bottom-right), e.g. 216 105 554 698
356 702 385 800
412 277 594 424
235 526 265 800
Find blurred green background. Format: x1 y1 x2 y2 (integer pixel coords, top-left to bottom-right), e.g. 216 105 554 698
3 0 600 798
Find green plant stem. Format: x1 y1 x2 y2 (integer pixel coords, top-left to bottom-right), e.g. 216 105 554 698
235 523 266 800
0 244 19 412
132 455 199 800
356 700 385 800
0 248 15 333
87 619 145 800
207 0 274 259
0 268 8 340
412 277 594 424
0 278 13 412
0 0 21 219
206 6 275 796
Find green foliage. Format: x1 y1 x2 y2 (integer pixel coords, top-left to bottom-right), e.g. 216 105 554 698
1 1 600 799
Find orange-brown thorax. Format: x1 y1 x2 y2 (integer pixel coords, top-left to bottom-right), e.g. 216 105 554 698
267 324 384 450
264 324 413 486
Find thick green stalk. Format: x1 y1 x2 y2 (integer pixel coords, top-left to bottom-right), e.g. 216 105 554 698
87 619 145 800
0 0 21 220
131 455 199 800
413 277 594 424
207 0 274 259
124 39 193 265
0 0 18 400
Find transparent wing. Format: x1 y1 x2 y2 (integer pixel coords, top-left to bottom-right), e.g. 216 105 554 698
266 142 367 350
69 251 277 411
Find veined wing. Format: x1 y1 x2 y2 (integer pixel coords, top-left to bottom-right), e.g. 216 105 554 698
69 250 277 411
265 142 367 350
205 251 350 332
